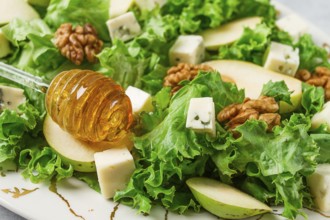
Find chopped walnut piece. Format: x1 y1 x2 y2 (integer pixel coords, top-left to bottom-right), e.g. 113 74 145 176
241 96 279 113
217 103 241 122
217 96 281 133
295 67 330 101
259 113 281 131
164 63 213 93
315 66 330 76
227 108 259 129
54 23 103 65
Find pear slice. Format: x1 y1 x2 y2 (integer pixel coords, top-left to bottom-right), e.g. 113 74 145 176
204 60 302 113
187 177 272 219
43 114 133 172
200 17 262 51
311 101 330 131
0 0 40 26
0 30 11 58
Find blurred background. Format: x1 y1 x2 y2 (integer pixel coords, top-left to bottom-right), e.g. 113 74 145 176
0 0 329 219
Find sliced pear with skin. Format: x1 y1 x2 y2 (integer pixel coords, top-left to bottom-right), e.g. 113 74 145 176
200 17 262 51
43 114 133 172
187 177 272 219
0 0 40 26
204 60 302 113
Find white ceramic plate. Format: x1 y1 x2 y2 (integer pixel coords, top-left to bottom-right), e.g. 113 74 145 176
1 1 330 220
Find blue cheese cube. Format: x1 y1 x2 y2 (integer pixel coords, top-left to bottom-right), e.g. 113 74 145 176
276 14 308 41
125 86 153 114
94 147 135 199
186 97 216 136
106 12 141 42
307 164 330 212
263 42 300 77
135 0 167 11
169 35 205 65
0 85 26 111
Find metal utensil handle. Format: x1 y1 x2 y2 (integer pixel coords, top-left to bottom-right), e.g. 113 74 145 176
0 62 49 93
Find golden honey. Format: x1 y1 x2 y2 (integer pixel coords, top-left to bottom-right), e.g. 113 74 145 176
45 69 133 143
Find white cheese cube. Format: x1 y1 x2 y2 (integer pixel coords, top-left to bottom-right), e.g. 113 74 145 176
94 147 135 199
125 86 153 114
109 0 134 18
263 41 300 77
106 12 141 42
307 164 330 212
0 30 11 58
0 85 26 111
276 14 308 41
311 101 330 132
186 97 216 136
135 0 167 11
169 35 205 65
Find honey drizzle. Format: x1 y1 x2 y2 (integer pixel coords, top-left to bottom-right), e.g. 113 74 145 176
49 179 85 220
164 209 169 220
110 203 120 220
1 187 38 198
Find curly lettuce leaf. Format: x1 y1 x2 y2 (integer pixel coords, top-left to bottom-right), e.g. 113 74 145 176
114 72 244 213
217 23 272 65
19 146 73 183
213 114 318 219
261 80 293 104
295 34 330 71
44 0 110 41
311 133 330 163
301 83 324 116
1 19 67 79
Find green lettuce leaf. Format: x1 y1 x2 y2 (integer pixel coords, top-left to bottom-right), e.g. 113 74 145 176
1 19 67 79
301 83 324 116
44 0 110 41
19 146 73 183
217 23 272 65
295 34 330 71
311 133 330 163
114 72 244 213
261 80 292 104
213 114 318 219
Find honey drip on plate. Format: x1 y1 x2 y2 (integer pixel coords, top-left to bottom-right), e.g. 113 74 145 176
110 203 120 220
49 179 85 220
1 187 38 198
46 69 133 143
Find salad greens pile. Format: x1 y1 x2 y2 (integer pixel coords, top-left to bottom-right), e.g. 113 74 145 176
1 0 330 219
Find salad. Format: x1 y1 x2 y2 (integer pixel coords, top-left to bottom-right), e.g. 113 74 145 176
0 0 330 219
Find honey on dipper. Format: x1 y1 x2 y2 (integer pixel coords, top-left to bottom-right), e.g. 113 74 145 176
45 69 133 143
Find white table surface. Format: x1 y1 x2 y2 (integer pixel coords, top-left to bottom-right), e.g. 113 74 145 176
1 0 330 219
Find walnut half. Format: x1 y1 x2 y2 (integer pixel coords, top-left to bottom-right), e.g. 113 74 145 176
295 66 330 101
164 63 213 93
217 96 281 132
54 23 103 65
